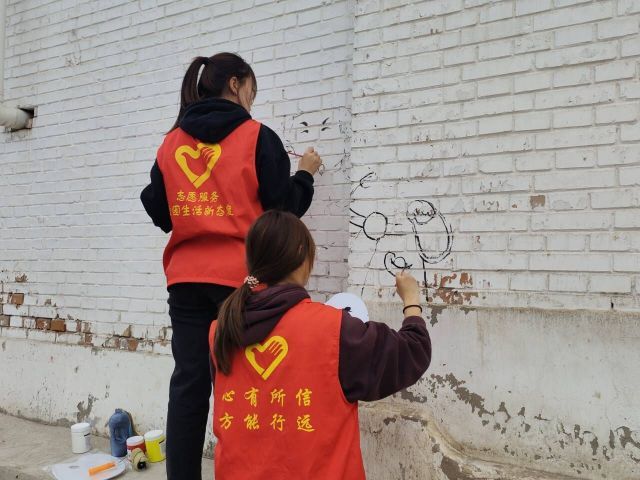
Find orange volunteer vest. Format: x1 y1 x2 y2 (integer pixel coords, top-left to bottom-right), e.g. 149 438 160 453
156 119 263 287
209 299 366 480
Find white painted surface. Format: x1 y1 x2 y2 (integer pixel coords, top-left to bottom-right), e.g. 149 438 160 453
1 1 640 479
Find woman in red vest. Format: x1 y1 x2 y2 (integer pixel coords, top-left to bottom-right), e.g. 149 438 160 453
141 53 322 480
209 210 432 479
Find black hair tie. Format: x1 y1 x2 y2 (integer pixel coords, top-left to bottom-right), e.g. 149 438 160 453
402 304 422 314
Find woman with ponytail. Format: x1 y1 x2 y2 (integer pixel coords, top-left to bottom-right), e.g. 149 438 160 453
140 53 322 480
209 210 432 479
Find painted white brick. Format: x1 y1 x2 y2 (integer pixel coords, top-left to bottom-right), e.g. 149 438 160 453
462 54 533 80
477 77 512 97
549 273 589 292
514 112 552 132
480 2 514 23
535 126 616 150
445 9 478 30
479 38 515 60
546 233 588 251
590 275 632 293
530 253 610 272
621 124 640 142
591 233 635 251
460 16 532 46
533 2 614 32
411 52 441 71
618 0 640 15
514 31 553 54
555 149 596 169
554 24 594 47
547 191 589 210
613 254 640 272
596 104 638 124
621 38 640 58
478 115 513 135
535 85 614 109
553 107 592 128
511 272 547 290
597 145 640 166
598 17 640 40
552 66 592 88
595 61 637 83
592 189 640 209
532 212 610 230
616 211 640 228
459 214 529 232
444 46 477 66
509 234 545 250
535 42 617 69
554 0 591 7
516 0 552 16
514 71 552 92
534 168 616 191
478 155 514 173
455 252 528 270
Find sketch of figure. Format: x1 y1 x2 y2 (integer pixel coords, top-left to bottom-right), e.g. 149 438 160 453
383 200 453 301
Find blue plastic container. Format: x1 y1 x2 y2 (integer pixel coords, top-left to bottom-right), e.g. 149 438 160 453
108 408 132 457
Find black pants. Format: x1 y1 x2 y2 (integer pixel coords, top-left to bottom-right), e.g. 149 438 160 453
166 283 235 480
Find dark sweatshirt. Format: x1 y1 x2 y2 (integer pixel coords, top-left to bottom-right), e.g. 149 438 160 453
141 98 315 233
213 284 432 403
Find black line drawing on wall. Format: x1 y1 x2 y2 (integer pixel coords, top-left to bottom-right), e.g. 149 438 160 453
350 171 377 196
280 108 352 177
349 198 454 301
383 200 453 301
350 209 389 241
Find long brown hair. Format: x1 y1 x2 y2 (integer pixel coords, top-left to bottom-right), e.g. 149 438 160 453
169 52 257 132
214 210 316 375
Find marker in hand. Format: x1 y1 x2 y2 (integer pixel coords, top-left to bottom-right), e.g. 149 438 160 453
296 147 322 175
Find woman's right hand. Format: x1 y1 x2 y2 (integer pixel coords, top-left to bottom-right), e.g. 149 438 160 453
396 270 421 310
298 147 322 175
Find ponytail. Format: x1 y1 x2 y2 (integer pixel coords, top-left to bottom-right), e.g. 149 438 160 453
213 211 316 375
168 52 257 133
168 56 208 132
214 283 252 375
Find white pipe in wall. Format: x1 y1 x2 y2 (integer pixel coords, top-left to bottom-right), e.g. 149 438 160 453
0 0 32 130
0 104 30 129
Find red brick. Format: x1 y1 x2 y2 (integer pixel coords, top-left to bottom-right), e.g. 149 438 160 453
50 319 66 332
127 338 139 352
35 318 51 330
9 293 24 306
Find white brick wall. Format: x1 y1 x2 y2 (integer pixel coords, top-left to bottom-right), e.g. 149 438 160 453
0 0 354 346
351 0 640 311
1 0 639 350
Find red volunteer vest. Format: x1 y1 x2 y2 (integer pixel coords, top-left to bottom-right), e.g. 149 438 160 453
156 119 263 287
209 299 366 480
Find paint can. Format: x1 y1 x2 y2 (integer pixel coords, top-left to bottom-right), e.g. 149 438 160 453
144 430 166 462
126 436 146 459
70 422 92 454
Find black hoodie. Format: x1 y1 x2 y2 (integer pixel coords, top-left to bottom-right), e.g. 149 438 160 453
141 98 315 233
214 284 432 403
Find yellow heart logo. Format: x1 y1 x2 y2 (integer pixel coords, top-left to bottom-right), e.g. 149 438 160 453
245 336 288 380
175 142 222 189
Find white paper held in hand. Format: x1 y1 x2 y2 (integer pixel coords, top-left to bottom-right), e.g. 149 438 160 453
325 293 369 322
